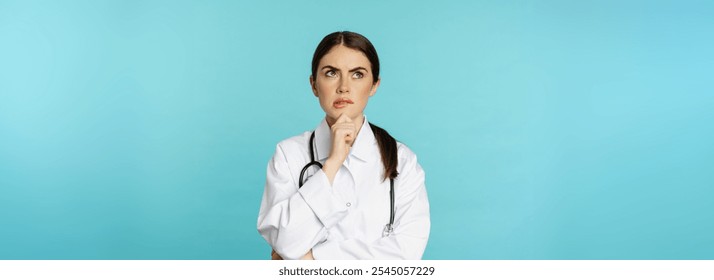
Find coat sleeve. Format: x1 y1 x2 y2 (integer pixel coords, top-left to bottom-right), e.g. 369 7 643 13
310 147 431 259
256 143 351 259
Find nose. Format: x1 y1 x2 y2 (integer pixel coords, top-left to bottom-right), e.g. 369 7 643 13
337 75 349 94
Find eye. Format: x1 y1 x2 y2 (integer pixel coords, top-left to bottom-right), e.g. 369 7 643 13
352 72 364 79
325 70 337 77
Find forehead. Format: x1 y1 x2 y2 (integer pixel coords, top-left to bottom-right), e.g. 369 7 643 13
318 45 371 70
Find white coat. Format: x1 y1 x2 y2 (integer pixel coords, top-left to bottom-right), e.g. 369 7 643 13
257 116 430 259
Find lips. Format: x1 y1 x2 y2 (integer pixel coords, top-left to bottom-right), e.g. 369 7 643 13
333 98 354 108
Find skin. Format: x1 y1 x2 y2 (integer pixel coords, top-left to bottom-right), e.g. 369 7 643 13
272 44 381 260
310 44 380 186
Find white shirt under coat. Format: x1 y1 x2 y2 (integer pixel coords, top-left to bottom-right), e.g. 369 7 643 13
257 116 431 260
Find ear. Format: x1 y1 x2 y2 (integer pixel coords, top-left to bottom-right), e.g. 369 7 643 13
309 75 318 97
369 77 381 97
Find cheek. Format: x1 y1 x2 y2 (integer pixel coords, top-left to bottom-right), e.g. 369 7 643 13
356 83 375 97
318 82 333 92
315 80 335 96
316 90 334 109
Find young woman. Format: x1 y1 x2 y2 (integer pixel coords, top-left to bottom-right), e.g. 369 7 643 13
257 31 430 260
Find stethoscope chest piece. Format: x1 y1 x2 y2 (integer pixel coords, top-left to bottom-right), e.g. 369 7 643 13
382 223 394 237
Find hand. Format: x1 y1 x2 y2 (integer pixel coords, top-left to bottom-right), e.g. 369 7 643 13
322 114 356 184
271 249 283 260
327 113 356 165
300 250 315 260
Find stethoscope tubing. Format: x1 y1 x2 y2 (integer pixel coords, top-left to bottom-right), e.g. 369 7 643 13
298 131 395 235
298 132 323 188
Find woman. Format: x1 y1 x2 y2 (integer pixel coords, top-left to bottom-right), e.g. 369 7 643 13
257 31 430 260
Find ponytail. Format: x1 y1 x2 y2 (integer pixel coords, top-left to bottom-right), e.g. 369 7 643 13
369 122 399 181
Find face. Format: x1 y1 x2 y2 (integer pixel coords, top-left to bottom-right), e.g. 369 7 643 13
310 44 380 126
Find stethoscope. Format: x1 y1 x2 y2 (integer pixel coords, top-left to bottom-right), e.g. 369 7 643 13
299 131 396 237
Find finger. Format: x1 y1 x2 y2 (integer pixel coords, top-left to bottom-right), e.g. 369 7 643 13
336 125 355 136
336 113 352 124
336 129 354 140
333 124 355 132
333 121 355 129
332 126 355 136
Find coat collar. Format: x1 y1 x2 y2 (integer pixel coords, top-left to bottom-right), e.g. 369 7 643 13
313 115 378 163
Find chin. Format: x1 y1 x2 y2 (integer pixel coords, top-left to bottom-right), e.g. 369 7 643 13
325 111 360 121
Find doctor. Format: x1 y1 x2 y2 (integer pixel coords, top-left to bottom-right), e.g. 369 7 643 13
257 31 430 260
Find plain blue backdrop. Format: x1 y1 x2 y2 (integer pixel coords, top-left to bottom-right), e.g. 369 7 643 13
1 0 712 259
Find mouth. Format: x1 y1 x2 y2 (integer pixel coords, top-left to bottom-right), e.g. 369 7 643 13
333 98 354 109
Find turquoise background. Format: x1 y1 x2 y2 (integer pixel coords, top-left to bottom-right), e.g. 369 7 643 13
1 0 712 259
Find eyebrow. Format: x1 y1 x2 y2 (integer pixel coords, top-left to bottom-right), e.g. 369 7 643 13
321 65 369 73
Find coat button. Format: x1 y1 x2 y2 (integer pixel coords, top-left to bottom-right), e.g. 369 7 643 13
346 202 352 207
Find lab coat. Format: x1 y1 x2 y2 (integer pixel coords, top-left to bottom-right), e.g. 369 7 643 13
257 116 431 260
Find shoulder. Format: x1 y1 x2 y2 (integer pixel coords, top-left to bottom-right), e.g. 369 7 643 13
396 141 422 172
396 141 418 159
394 141 426 191
272 131 310 161
276 131 310 149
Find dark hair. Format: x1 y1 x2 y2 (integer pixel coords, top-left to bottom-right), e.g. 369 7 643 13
311 31 380 84
311 31 398 181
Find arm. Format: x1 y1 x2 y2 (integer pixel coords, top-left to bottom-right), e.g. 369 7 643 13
311 149 431 259
257 144 351 260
